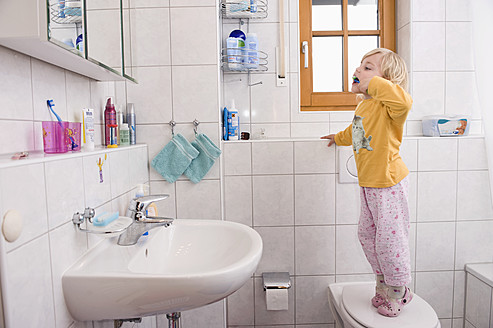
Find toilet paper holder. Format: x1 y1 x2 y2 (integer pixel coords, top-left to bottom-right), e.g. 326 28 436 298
262 272 291 290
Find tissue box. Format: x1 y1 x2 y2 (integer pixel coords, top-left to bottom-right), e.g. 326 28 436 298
422 115 470 137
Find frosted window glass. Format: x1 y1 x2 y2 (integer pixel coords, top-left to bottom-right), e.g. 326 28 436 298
347 36 379 87
313 36 343 92
347 0 378 30
312 0 342 31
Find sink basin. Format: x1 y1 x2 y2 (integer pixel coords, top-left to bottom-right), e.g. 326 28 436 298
62 219 263 321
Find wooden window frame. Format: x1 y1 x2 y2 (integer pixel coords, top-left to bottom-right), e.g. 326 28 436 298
299 0 395 111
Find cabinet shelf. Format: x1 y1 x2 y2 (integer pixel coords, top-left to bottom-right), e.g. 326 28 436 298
221 0 268 19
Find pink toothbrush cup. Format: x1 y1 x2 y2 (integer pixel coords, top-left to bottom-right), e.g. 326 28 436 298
42 121 69 154
67 122 81 151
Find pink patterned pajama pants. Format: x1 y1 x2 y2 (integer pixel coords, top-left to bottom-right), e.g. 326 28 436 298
358 176 411 287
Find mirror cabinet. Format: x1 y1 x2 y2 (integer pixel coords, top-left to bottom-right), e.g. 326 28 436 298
0 0 136 82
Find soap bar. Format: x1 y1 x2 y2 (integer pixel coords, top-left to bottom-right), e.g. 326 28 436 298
422 115 470 137
93 211 119 227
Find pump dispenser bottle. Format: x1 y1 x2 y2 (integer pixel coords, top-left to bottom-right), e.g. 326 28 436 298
104 97 117 146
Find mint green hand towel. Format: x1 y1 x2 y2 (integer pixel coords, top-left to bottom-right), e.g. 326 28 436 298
184 134 222 183
151 133 199 183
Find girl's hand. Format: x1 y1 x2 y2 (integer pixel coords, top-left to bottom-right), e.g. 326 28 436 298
320 134 336 147
357 77 371 95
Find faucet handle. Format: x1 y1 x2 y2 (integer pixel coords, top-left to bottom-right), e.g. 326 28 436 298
133 194 169 212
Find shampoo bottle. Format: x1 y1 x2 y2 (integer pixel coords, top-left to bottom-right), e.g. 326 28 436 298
227 100 240 140
104 97 116 146
82 108 95 151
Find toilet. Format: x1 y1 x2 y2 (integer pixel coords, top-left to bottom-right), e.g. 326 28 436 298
328 282 440 328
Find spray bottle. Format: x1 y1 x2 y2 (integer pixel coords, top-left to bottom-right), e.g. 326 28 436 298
127 103 136 145
104 97 116 147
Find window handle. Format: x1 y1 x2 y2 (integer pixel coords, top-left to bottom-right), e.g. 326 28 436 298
302 41 309 68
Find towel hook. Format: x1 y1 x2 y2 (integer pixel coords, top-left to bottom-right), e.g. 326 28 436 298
169 120 176 136
193 119 200 135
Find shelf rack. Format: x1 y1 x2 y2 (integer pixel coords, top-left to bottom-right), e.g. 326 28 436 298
221 0 268 19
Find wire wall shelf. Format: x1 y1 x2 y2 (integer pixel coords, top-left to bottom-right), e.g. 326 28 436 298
50 1 82 24
221 0 268 19
221 48 268 72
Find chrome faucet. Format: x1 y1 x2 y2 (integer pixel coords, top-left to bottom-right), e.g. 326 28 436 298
117 194 174 246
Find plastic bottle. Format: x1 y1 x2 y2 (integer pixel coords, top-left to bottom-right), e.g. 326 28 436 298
244 33 259 69
227 100 240 140
104 97 116 146
127 103 136 145
227 30 246 70
119 124 130 146
82 108 95 151
117 110 124 145
250 0 258 13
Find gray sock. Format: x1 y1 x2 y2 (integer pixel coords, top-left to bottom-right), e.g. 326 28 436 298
376 274 386 289
388 285 405 299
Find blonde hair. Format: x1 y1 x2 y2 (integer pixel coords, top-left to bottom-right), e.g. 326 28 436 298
362 48 409 91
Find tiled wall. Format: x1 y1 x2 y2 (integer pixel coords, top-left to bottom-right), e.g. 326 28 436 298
223 137 493 327
0 146 149 328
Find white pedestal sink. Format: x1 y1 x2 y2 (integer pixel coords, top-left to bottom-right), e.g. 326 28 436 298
62 219 263 321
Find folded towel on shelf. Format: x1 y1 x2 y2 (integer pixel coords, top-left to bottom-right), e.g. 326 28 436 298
151 133 200 183
184 133 222 183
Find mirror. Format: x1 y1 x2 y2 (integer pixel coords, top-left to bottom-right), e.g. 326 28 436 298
48 0 85 56
85 0 123 75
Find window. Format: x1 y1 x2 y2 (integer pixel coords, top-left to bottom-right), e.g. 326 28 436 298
299 0 395 111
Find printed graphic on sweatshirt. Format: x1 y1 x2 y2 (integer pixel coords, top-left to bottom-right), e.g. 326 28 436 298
352 115 373 154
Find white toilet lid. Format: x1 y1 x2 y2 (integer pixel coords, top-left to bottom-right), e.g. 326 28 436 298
342 284 439 328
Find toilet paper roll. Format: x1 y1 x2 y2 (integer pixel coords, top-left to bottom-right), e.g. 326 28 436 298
266 288 288 311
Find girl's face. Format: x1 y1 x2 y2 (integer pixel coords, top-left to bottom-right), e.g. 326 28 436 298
351 53 384 95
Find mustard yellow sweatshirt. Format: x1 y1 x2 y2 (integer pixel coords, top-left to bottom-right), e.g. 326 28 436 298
334 76 413 188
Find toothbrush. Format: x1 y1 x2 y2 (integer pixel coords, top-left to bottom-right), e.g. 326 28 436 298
352 76 360 83
47 99 78 149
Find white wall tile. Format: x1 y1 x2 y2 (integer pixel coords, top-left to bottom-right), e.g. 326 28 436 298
32 58 68 122
412 0 445 21
250 123 291 139
418 138 458 171
335 225 373 275
410 72 446 118
335 182 360 225
253 175 294 226
295 276 335 324
401 138 418 172
65 72 91 122
416 222 456 271
179 300 225 328
294 141 335 174
141 124 172 181
130 8 171 66
417 171 457 222
5 236 55 327
170 7 217 65
45 157 85 229
223 73 251 124
290 122 329 138
458 138 488 170
223 142 252 175
0 120 35 155
169 0 215 6
110 150 131 198
457 170 493 220
446 22 474 71
295 226 335 275
415 271 454 318
454 270 466 318
397 0 411 29
83 152 112 208
413 22 446 71
0 164 48 252
295 175 335 225
254 226 295 276
455 221 493 270
250 74 290 123
49 222 88 327
172 65 219 123
227 278 254 326
0 46 33 121
446 0 472 21
224 176 252 226
397 23 412 74
126 66 173 124
445 72 481 119
175 180 221 219
129 146 149 187
252 142 293 174
130 0 169 8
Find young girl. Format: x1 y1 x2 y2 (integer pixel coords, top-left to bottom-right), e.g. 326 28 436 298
321 48 413 317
